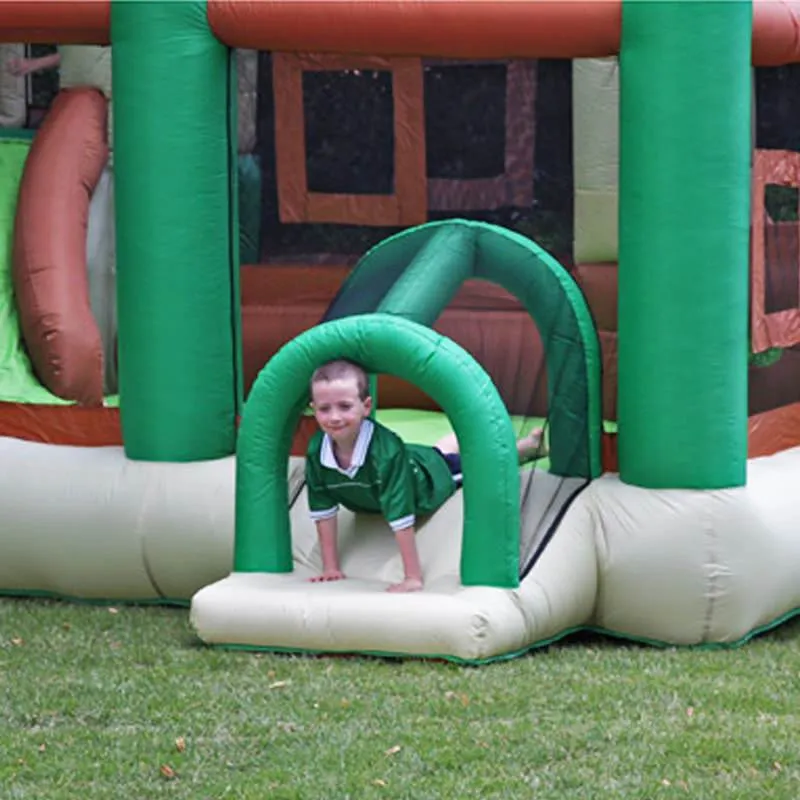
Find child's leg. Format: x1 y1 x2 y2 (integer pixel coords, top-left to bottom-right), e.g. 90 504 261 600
431 434 463 487
517 427 547 463
433 431 459 455
435 429 547 467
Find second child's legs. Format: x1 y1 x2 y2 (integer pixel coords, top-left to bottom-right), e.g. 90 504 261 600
434 427 547 464
516 428 546 462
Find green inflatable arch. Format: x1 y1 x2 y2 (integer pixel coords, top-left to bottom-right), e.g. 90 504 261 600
329 220 603 479
235 314 523 589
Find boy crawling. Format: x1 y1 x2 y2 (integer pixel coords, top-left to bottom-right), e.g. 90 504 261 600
305 359 545 593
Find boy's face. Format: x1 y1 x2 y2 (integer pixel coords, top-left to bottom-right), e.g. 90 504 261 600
311 377 372 447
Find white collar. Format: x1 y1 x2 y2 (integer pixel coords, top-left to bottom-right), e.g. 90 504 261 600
320 418 375 478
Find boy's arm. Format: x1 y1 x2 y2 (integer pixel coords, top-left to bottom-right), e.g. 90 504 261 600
310 515 345 582
376 443 425 592
7 52 61 76
305 443 344 582
388 525 424 593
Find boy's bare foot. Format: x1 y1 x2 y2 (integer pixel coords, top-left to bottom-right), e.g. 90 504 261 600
386 577 424 593
518 427 547 462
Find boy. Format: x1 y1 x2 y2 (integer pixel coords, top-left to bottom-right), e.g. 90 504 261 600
305 359 545 593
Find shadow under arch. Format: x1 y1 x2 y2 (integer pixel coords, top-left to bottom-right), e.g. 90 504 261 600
323 219 603 479
234 314 522 589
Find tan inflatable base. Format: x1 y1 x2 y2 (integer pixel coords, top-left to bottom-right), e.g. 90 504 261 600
0 436 236 601
2 436 800 661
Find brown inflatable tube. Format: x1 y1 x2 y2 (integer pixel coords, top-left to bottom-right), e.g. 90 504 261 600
13 87 109 406
208 0 800 66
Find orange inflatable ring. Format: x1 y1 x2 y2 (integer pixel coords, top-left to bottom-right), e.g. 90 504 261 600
13 88 109 406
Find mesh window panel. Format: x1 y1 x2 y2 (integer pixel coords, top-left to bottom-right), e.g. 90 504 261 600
255 53 573 265
763 185 800 315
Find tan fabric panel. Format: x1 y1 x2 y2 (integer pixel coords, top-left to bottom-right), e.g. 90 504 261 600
0 44 26 128
572 57 619 263
59 45 113 156
574 189 618 265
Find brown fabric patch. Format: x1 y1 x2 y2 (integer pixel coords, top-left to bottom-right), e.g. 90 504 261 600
751 148 800 352
748 401 800 458
572 262 618 332
0 402 122 447
272 53 427 226
426 60 536 212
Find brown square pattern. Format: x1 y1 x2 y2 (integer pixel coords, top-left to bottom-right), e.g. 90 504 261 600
751 148 800 352
425 59 536 212
272 55 537 226
272 53 427 227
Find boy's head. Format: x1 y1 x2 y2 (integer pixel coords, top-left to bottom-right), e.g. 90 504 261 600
310 359 369 400
310 360 372 444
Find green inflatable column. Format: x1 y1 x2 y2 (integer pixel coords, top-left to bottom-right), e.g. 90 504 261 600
112 1 240 461
617 1 751 489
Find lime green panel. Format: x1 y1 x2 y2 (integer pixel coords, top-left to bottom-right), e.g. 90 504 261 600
235 314 521 589
618 1 751 489
112 1 239 461
0 138 67 406
344 220 602 478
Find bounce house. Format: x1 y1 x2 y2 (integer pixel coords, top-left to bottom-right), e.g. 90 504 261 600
3 0 800 663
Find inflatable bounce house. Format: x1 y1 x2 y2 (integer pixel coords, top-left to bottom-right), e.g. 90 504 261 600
3 0 800 663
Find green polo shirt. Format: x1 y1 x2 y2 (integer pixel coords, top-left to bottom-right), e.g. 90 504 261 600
305 419 456 531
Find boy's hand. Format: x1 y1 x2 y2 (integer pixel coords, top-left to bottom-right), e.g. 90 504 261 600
310 569 346 583
7 57 30 76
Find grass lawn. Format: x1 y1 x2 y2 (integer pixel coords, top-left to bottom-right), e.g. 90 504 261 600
2 599 799 799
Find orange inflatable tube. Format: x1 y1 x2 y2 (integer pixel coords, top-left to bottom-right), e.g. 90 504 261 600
0 0 109 44
207 0 800 66
13 88 109 407
0 0 798 63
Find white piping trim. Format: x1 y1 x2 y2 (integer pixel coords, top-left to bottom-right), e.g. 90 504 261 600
319 419 375 478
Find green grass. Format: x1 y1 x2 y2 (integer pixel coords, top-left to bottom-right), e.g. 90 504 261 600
2 599 800 799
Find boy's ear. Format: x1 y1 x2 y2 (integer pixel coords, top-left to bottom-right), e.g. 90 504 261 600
363 395 373 414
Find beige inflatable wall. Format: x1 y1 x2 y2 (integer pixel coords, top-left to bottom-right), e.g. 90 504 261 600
0 44 26 128
573 57 619 264
59 46 113 156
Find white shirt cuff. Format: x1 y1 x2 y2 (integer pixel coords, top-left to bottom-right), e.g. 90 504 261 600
310 506 339 521
388 514 415 532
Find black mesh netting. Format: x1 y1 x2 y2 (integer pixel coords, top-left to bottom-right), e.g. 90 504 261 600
318 224 592 579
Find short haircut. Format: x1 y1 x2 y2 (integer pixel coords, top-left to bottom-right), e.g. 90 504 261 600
310 359 369 400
